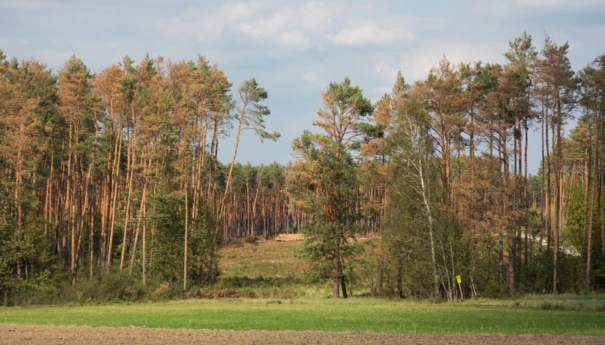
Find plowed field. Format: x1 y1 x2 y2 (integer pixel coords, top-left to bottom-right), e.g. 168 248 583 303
1 324 604 345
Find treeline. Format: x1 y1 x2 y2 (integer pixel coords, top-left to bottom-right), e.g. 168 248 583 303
285 33 605 299
0 51 294 303
1 32 604 304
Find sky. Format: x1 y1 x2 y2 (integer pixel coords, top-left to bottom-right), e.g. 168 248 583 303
1 0 605 174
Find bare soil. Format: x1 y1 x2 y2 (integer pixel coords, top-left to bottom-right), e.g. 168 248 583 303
274 233 305 242
1 324 604 345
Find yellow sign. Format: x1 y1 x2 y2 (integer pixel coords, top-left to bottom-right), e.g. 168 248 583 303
456 275 462 284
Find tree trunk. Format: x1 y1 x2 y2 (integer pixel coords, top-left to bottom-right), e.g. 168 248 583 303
333 236 340 298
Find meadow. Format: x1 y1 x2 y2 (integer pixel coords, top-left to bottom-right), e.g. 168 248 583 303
0 296 604 336
1 239 604 337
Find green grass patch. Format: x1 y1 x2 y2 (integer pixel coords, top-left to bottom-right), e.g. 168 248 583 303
0 298 604 336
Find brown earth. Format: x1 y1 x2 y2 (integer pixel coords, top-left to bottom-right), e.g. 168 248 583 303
274 233 305 242
1 324 604 345
273 233 380 242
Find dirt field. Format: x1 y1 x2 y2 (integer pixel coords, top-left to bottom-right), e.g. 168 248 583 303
1 324 604 345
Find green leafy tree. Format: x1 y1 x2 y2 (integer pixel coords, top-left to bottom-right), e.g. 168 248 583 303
288 78 371 298
289 131 360 298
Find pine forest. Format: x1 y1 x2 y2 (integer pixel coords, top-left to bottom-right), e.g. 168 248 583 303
2 32 605 305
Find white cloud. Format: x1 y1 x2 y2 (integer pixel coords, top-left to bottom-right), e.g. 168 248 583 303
517 0 605 8
232 1 344 50
234 2 345 51
277 31 314 50
332 25 414 46
374 62 399 81
303 72 317 83
0 0 60 10
0 38 30 45
474 0 605 18
372 41 506 85
155 1 417 51
155 1 257 42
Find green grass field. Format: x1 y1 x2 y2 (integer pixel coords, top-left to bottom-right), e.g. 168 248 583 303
1 240 604 336
1 297 604 336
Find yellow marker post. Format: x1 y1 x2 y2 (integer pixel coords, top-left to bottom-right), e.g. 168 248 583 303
456 275 463 301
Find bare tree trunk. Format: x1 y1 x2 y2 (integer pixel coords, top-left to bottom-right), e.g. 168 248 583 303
184 182 189 291
129 166 148 274
540 101 546 258
583 150 591 267
107 126 123 268
545 98 552 292
586 165 596 290
333 236 340 298
89 210 94 280
418 159 439 296
396 258 403 298
142 200 147 287
340 274 348 299
120 115 137 271
552 98 561 294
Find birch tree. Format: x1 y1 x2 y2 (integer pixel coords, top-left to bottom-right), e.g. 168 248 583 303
388 98 440 296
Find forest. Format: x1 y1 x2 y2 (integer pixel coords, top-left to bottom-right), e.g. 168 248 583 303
1 32 604 305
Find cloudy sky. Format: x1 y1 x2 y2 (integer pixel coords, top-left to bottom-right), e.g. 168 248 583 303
1 0 604 173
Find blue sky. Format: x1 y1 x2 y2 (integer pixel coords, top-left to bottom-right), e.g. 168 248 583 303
1 0 604 173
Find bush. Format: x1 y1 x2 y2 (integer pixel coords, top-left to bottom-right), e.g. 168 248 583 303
152 282 170 300
77 270 147 303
